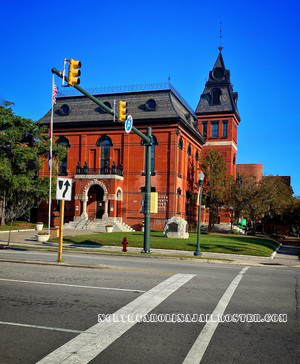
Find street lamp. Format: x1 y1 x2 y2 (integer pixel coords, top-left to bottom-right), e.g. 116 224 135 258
194 171 205 256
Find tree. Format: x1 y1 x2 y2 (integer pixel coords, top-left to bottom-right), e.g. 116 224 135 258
0 101 65 229
240 175 293 234
201 151 227 231
223 175 245 230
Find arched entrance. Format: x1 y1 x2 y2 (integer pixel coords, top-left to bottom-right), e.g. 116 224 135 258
87 185 104 219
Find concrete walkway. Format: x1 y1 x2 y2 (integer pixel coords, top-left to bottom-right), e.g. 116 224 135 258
0 230 299 268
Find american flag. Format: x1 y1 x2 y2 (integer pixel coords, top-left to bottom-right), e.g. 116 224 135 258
52 83 58 105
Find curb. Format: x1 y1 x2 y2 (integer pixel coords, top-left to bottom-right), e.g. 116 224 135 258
0 244 233 263
0 229 36 234
270 242 282 260
0 258 111 270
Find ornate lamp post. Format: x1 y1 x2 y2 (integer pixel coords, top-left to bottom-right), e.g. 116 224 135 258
194 171 205 256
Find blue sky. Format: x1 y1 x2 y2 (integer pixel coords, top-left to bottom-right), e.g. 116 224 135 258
1 0 299 195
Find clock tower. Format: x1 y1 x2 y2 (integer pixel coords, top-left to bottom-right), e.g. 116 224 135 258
196 49 240 178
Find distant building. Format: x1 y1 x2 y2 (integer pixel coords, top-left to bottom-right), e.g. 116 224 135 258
236 164 263 180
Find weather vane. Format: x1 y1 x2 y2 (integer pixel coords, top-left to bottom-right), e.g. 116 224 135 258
219 19 223 52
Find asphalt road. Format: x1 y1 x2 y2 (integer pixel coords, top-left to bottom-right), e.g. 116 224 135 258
0 251 299 364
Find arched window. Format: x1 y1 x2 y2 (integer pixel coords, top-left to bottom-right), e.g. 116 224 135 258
195 150 199 161
178 137 183 150
178 137 183 177
97 136 113 170
151 135 158 174
56 136 70 175
187 144 191 156
211 88 222 106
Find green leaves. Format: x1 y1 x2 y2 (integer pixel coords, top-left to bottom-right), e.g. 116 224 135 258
0 101 54 225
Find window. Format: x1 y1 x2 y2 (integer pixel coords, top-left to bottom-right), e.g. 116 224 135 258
59 104 70 116
178 137 183 150
202 122 207 138
151 135 158 174
97 136 113 169
222 121 228 138
211 88 222 106
145 99 156 111
96 101 112 114
187 144 191 156
56 136 70 175
211 122 219 138
178 137 183 177
195 150 199 161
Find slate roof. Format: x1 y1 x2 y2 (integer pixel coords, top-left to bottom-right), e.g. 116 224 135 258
196 51 241 121
38 85 205 143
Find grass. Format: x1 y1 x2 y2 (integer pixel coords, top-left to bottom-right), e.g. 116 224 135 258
53 231 279 257
0 221 35 231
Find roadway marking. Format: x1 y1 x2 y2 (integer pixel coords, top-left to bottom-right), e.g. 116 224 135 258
183 266 250 364
0 278 145 293
0 321 95 334
36 273 195 364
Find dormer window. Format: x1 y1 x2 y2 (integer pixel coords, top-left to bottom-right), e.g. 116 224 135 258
96 101 112 113
145 99 156 111
211 88 222 106
60 104 70 116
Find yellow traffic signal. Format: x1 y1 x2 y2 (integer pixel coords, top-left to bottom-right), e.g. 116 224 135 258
68 59 81 86
119 100 127 122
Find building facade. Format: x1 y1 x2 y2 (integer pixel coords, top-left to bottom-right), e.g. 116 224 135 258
38 50 240 230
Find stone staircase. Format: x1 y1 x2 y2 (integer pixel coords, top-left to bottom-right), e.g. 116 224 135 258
64 218 135 233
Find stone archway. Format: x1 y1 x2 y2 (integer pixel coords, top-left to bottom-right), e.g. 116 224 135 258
80 179 108 219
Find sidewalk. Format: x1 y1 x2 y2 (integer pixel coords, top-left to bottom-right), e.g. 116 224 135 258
0 230 299 268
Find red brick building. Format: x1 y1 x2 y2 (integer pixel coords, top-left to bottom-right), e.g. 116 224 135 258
38 86 206 230
38 49 241 230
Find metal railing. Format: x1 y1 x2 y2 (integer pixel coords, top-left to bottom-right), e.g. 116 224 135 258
76 163 123 176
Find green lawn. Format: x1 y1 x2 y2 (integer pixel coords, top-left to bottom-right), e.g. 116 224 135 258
59 231 278 257
0 221 35 231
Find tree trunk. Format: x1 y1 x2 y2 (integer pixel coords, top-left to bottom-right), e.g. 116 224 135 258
0 191 6 226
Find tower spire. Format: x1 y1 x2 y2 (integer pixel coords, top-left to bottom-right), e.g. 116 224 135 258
218 19 223 52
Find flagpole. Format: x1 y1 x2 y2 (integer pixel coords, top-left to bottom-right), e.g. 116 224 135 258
47 75 55 235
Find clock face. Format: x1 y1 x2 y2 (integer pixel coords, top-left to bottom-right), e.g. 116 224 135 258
213 67 224 80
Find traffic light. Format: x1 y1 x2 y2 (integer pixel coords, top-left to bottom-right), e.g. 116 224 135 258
68 59 81 86
119 100 127 122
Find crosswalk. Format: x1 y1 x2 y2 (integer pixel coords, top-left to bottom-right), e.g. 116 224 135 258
35 268 249 364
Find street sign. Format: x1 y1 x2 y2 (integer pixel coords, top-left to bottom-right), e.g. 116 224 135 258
56 177 72 201
125 115 133 134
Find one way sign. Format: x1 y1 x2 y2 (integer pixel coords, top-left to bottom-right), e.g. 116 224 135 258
56 177 72 201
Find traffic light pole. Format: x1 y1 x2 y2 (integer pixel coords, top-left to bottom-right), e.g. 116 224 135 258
143 128 152 253
51 67 152 253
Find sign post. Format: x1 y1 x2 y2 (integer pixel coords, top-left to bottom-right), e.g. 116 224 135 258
56 177 72 263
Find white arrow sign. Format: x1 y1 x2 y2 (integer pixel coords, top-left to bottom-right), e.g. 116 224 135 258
56 177 72 201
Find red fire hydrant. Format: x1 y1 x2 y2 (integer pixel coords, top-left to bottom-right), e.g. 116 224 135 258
122 237 128 252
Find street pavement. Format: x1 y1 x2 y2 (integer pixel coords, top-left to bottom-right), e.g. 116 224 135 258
1 230 299 267
0 256 299 363
0 231 299 363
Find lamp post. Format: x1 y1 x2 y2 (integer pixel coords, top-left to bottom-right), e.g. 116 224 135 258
194 171 205 256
